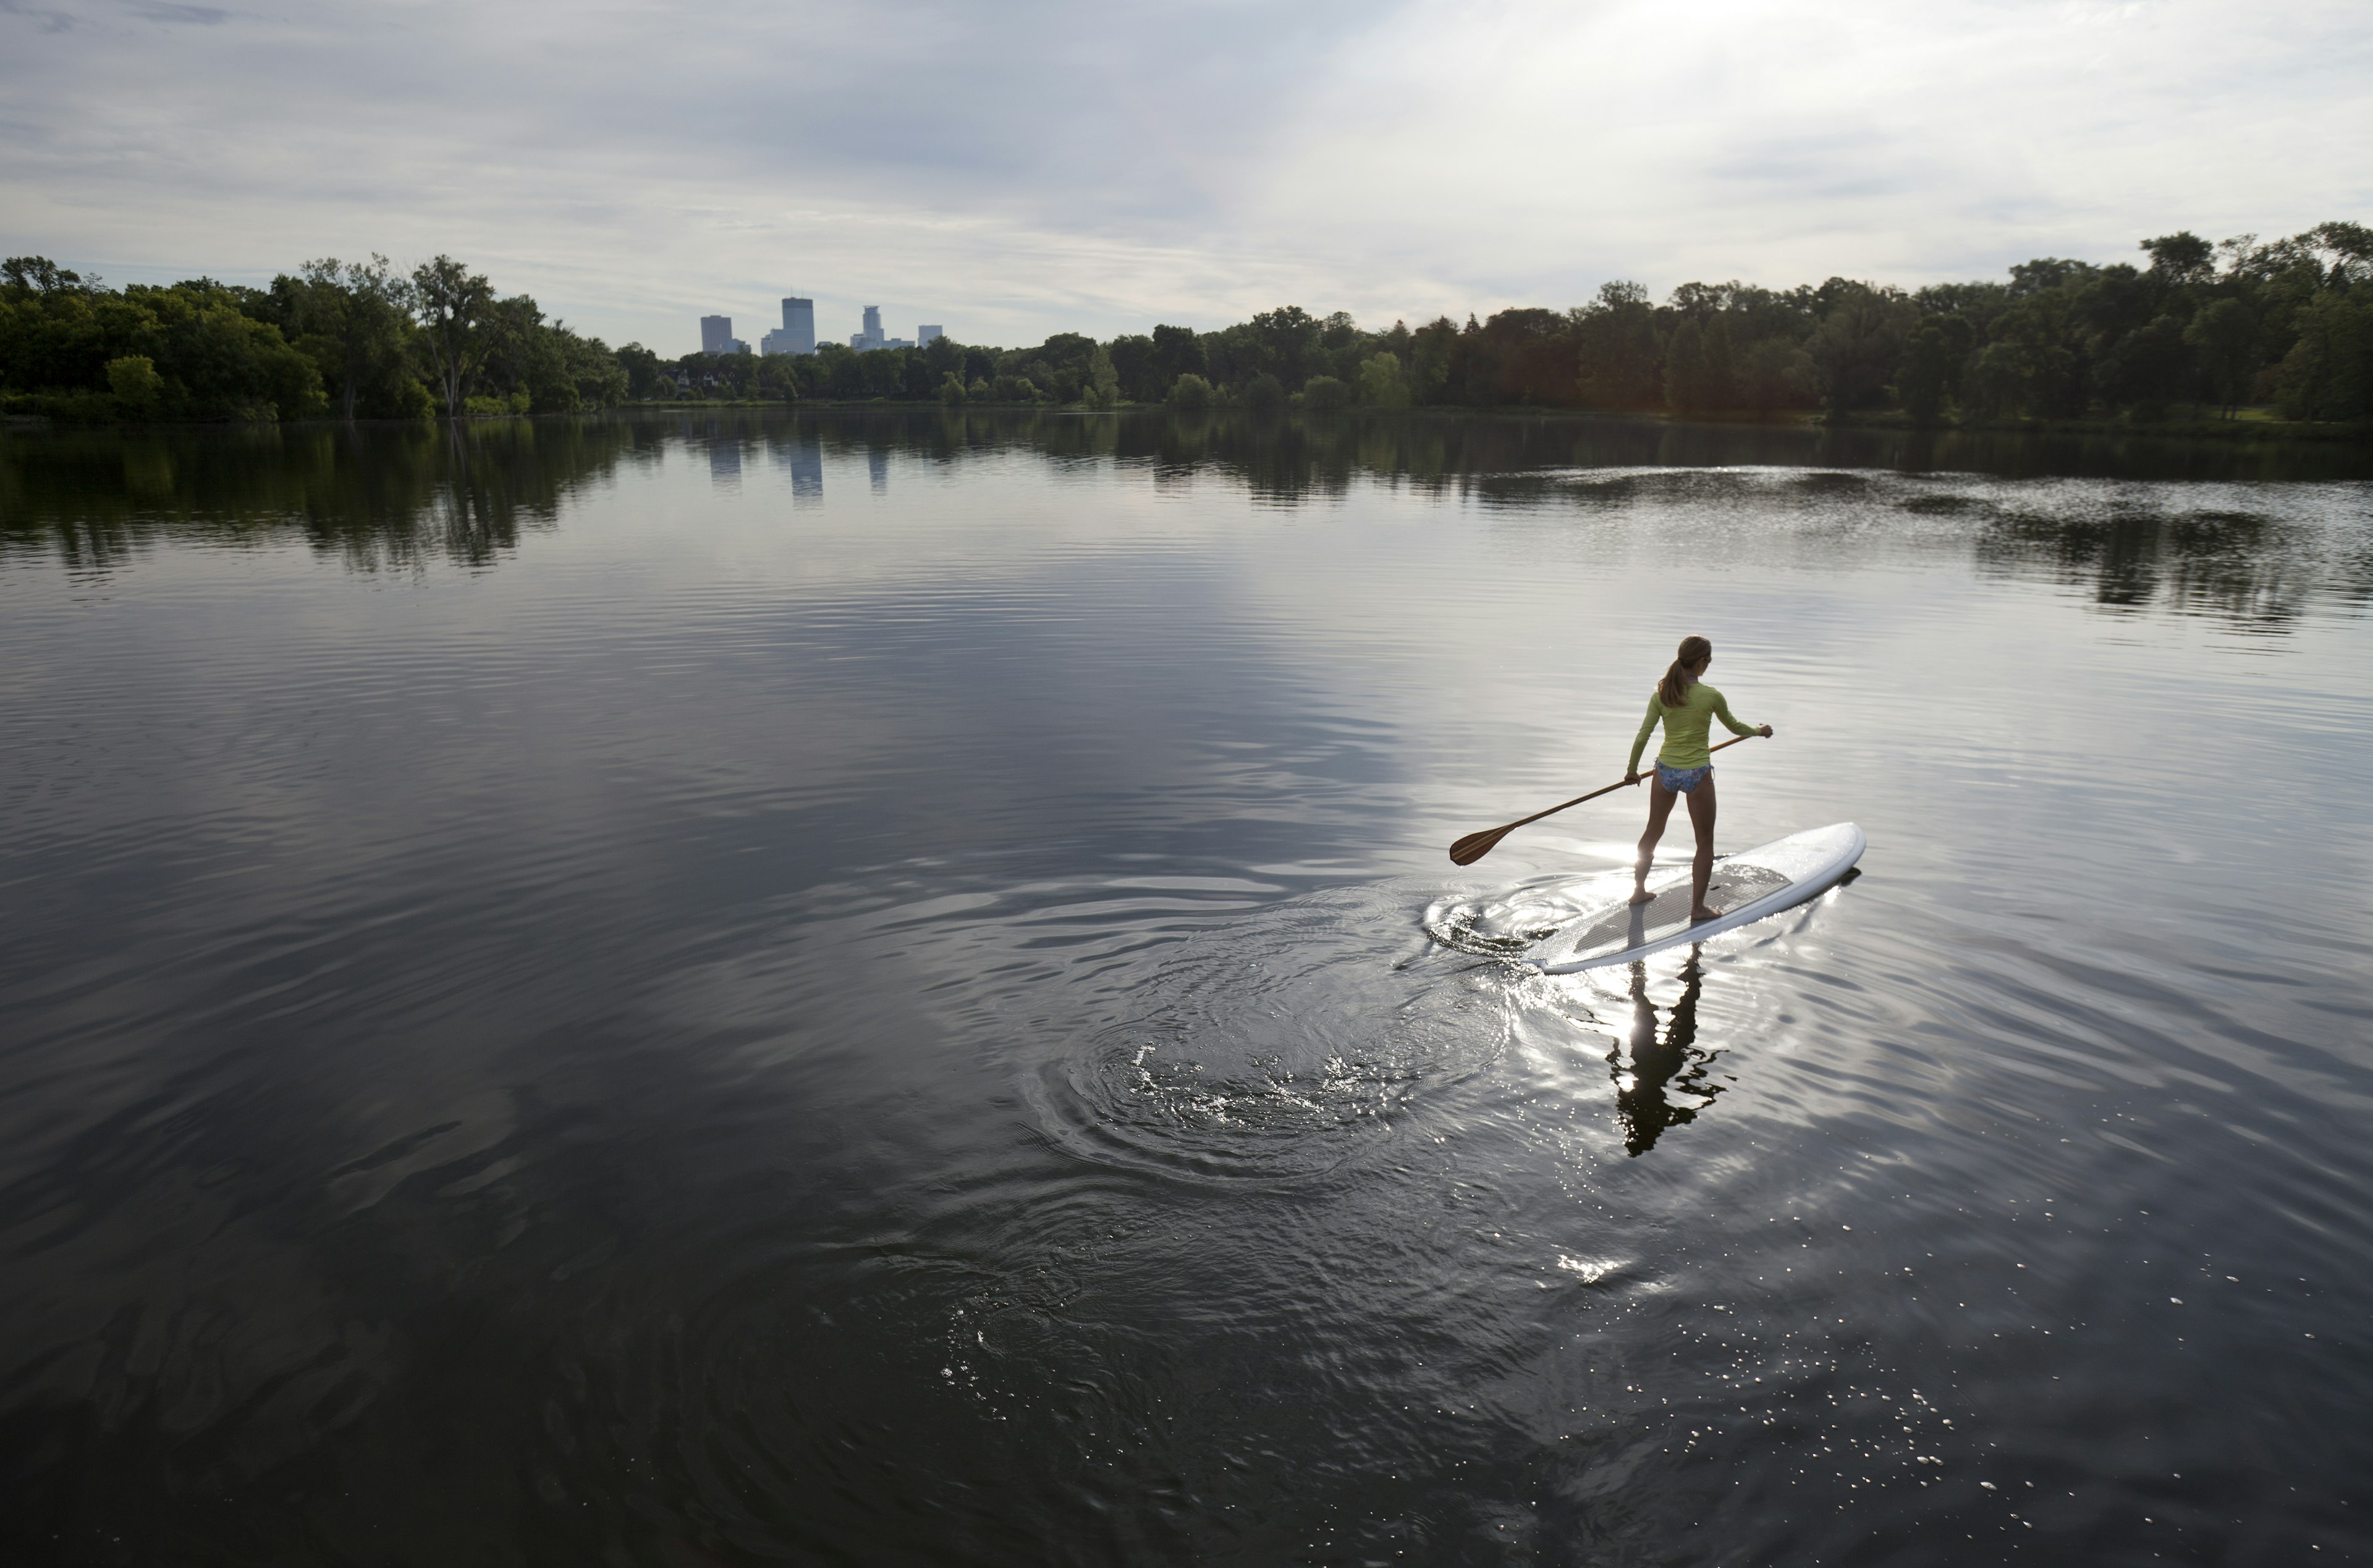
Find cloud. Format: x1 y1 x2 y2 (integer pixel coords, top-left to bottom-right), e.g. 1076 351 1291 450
119 0 227 23
1 0 2366 353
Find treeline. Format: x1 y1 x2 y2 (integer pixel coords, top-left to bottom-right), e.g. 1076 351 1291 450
0 255 625 423
7 221 2369 426
548 221 2373 428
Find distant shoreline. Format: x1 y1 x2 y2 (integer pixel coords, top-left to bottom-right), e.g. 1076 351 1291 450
11 224 2369 432
1816 409 2369 445
8 401 2365 447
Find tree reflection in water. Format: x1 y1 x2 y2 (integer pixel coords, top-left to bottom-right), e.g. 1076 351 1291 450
5 410 2364 616
0 417 661 573
1609 953 1724 1158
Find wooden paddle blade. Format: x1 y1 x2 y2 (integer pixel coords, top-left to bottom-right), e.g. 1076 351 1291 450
1448 825 1512 866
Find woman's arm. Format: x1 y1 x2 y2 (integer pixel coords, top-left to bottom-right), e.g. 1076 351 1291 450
1709 688 1757 738
1625 694 1662 778
1709 687 1775 741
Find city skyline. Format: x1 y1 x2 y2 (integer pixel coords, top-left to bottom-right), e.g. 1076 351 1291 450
704 298 941 358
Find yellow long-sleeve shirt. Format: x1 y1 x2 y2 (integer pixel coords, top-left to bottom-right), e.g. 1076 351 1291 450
1626 682 1758 772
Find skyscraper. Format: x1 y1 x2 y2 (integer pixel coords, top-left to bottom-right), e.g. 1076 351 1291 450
918 325 943 347
700 315 733 356
847 305 916 353
761 297 814 356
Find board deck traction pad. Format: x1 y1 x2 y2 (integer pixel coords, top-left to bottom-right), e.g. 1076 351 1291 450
1525 822 1865 974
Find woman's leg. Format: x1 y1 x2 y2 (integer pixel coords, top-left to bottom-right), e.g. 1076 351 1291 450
1630 775 1678 903
1686 773 1720 918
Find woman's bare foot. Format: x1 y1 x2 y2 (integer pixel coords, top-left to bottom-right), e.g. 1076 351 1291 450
1628 887 1656 905
1690 904 1723 922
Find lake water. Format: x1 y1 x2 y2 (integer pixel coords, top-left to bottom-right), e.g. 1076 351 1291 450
4 410 2372 1565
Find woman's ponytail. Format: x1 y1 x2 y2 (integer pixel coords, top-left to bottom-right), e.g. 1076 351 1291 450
1657 635 1713 708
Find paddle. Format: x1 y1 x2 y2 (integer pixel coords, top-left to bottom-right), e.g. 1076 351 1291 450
1447 734 1761 866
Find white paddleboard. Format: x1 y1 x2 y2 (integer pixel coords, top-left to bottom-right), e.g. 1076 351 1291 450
1523 822 1865 974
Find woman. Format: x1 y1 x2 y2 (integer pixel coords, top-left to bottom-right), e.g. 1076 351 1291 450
1623 635 1772 921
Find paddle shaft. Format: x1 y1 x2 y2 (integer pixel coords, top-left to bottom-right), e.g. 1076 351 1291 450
1450 733 1759 864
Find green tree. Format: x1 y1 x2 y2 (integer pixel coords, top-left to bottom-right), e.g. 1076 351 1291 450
2272 289 2373 419
0 266 326 421
2005 258 2096 298
1701 317 1735 410
2141 232 2217 286
806 343 860 398
1301 374 1350 411
476 293 576 410
755 354 804 404
1408 316 1462 405
2185 298 2257 417
2 256 88 295
408 256 497 418
1468 308 1581 406
857 346 907 398
1737 337 1812 417
1575 282 1661 408
287 255 413 420
1246 305 1320 387
140 282 327 419
1900 313 1976 425
939 371 968 405
1150 323 1206 389
1168 371 1214 409
1009 332 1097 402
1662 318 1706 413
900 349 939 400
615 342 664 400
557 326 628 409
1107 333 1159 401
105 353 161 414
1356 352 1411 410
1806 282 1910 413
1992 285 2092 418
2309 220 2373 272
1242 371 1286 414
1085 343 1120 408
2099 314 2191 417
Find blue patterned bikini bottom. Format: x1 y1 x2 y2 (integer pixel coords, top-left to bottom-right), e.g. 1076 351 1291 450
1656 761 1711 793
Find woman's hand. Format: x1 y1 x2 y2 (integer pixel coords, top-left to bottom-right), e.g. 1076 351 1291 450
1623 770 1643 786
1758 724 1774 738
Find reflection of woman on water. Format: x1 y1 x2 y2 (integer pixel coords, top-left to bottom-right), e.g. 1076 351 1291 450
1614 956 1717 1157
1623 635 1771 921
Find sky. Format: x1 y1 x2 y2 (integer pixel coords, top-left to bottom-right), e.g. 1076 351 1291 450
3 0 2369 355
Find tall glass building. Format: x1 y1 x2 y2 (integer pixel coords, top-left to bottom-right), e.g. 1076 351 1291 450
773 297 814 355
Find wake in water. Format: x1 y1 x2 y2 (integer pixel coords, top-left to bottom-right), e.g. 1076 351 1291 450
1421 869 1641 959
1025 867 1758 1187
1026 883 1534 1186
